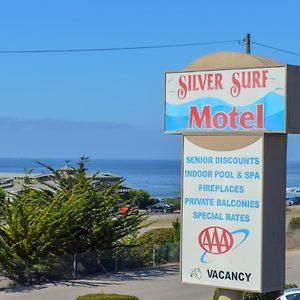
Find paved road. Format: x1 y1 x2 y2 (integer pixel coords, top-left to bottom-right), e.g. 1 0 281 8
0 266 214 300
286 249 300 286
0 250 300 300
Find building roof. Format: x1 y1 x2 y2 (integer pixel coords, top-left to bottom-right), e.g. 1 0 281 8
0 170 129 194
0 171 122 180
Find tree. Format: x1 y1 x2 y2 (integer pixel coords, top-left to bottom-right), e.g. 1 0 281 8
125 189 150 208
0 187 5 202
0 157 146 283
0 187 6 215
172 218 180 243
0 188 73 282
289 217 300 231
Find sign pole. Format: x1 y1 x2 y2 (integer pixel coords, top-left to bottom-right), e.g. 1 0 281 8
164 52 300 295
218 289 244 300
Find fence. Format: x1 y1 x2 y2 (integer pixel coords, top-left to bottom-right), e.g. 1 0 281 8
10 243 180 283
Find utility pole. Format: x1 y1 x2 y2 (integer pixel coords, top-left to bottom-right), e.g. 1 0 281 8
245 33 251 54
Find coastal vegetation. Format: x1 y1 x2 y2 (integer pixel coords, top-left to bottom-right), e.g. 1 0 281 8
75 294 139 300
167 197 181 210
0 187 5 213
213 284 297 300
287 215 300 249
139 218 180 245
121 218 180 267
0 157 146 283
123 189 154 210
289 217 300 230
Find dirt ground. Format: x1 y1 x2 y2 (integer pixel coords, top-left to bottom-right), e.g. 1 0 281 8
286 206 300 249
0 277 15 289
142 212 180 228
286 205 300 222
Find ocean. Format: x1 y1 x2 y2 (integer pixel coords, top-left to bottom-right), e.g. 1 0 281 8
0 158 181 198
0 158 299 198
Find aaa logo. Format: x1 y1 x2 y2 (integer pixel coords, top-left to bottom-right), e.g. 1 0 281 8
198 226 233 254
198 226 249 264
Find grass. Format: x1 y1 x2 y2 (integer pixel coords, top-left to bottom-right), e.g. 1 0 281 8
286 207 300 215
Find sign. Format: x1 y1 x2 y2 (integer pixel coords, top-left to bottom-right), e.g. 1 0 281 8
181 135 263 291
164 66 286 133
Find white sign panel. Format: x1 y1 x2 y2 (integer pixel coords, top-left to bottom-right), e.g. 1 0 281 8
181 136 263 291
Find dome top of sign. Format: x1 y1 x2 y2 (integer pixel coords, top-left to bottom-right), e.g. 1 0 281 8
185 51 283 71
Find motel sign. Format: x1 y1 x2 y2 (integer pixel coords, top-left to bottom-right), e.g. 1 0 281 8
164 51 300 293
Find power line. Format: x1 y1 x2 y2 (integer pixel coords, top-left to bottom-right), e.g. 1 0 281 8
0 39 239 54
252 41 300 58
1 37 300 58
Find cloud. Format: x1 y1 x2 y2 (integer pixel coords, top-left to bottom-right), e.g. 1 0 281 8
0 117 180 159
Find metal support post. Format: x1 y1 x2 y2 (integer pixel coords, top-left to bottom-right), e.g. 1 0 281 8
152 246 156 267
73 254 77 279
115 250 118 273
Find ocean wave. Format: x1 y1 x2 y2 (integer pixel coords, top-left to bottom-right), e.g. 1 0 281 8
165 91 285 132
166 91 284 117
287 187 300 193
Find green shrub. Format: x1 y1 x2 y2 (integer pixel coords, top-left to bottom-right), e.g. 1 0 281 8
289 217 300 230
213 284 297 300
75 294 139 300
212 288 219 300
0 158 146 284
118 228 179 268
166 198 181 210
132 228 176 266
285 283 298 289
136 228 176 246
123 190 152 209
243 290 280 300
172 218 180 242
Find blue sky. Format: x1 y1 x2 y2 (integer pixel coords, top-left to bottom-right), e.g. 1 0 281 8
0 0 300 159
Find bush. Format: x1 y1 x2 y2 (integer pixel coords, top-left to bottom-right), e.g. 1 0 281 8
0 158 146 284
243 290 280 300
172 219 180 242
118 228 179 268
130 228 176 266
136 228 176 246
285 283 298 289
289 217 300 230
75 294 139 300
166 197 181 210
124 190 151 209
213 284 297 300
